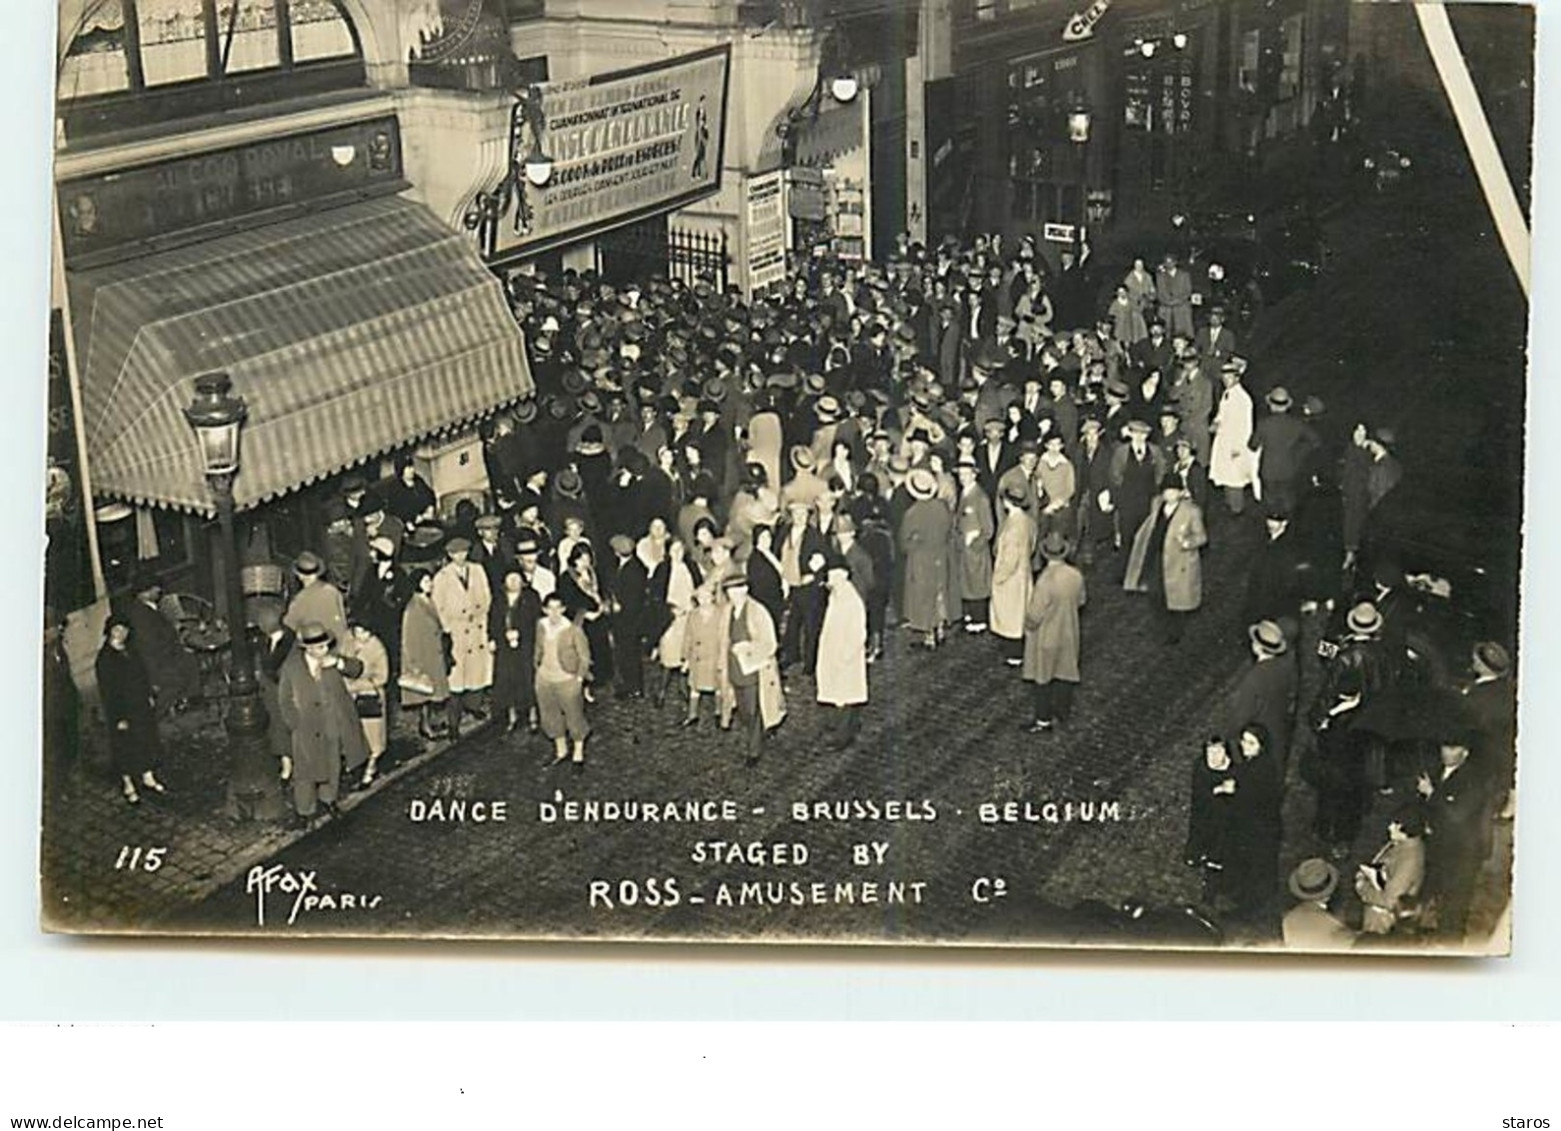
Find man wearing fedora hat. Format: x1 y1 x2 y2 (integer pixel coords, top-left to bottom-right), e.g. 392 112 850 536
1224 619 1300 771
1463 640 1517 820
781 444 830 511
286 551 354 658
1022 530 1086 732
1109 420 1166 563
276 622 369 825
432 537 494 738
716 574 786 766
1340 422 1403 575
952 458 995 633
816 556 869 752
1249 385 1321 515
899 467 953 649
1282 858 1355 949
1241 504 1308 629
1124 473 1208 644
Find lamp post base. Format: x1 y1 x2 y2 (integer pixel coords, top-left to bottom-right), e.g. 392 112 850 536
222 691 286 824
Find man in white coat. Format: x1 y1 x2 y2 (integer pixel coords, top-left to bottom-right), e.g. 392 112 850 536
816 557 869 752
432 537 494 737
1210 357 1256 516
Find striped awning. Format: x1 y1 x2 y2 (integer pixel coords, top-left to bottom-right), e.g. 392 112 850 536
69 194 533 515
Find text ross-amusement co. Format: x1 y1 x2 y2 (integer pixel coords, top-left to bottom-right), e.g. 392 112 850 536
489 45 730 261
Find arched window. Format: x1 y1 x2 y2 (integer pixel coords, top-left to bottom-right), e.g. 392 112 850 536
58 0 366 143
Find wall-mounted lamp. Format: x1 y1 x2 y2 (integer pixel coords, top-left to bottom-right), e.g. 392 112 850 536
1068 108 1093 144
829 73 859 104
465 83 553 249
1172 31 1189 50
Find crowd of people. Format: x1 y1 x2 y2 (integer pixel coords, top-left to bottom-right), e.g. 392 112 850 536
90 226 1516 944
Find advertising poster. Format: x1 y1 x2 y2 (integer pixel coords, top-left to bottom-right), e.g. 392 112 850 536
486 45 731 263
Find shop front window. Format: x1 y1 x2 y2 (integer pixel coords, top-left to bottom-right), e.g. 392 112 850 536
58 0 132 100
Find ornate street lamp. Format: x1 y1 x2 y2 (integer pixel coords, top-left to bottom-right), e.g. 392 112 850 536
183 372 268 761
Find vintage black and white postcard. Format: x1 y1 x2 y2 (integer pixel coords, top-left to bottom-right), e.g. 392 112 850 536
40 0 1531 953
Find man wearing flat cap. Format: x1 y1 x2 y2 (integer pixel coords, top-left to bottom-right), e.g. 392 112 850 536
432 537 494 738
276 622 368 824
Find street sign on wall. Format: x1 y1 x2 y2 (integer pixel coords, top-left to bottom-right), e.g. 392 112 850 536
743 170 788 295
486 45 731 263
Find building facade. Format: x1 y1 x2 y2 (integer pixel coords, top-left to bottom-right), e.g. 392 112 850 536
925 0 1349 246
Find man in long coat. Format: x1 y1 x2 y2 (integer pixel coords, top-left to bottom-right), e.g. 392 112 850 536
1023 531 1086 732
276 622 369 822
432 537 494 737
1155 255 1195 338
1222 619 1300 772
1124 475 1209 644
1211 361 1256 516
716 575 785 766
898 468 953 647
816 558 869 751
1108 421 1166 560
285 551 354 657
952 459 995 631
990 487 1036 666
1416 740 1497 940
1171 358 1215 469
1248 386 1321 514
605 533 650 699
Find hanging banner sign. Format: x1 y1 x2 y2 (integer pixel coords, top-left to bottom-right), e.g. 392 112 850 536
744 170 788 295
486 44 731 263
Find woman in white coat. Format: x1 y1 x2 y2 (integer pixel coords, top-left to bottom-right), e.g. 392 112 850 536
989 488 1037 667
1210 361 1256 515
816 558 869 752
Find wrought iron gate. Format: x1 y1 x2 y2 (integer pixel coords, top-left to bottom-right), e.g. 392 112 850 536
595 220 731 292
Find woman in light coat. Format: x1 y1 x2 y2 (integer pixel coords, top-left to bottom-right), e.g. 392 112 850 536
816 560 869 751
1210 366 1256 515
989 489 1036 666
344 623 390 786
